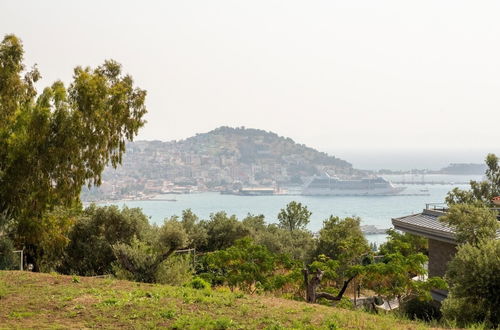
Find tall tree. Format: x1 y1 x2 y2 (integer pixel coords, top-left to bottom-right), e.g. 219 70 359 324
439 204 499 246
0 35 147 267
446 153 500 206
315 216 370 269
277 201 312 232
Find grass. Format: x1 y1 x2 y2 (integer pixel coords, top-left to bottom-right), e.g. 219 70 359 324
0 271 438 329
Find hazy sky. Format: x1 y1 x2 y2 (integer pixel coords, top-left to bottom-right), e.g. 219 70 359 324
2 1 499 166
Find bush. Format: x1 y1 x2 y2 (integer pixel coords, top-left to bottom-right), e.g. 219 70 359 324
60 205 152 276
442 239 500 328
112 239 158 283
187 277 211 290
402 297 441 322
155 254 193 286
0 236 16 270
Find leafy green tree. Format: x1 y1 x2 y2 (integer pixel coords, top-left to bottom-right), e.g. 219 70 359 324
302 216 370 304
378 228 428 257
241 213 267 232
203 237 297 293
0 211 16 270
253 224 316 262
60 205 151 275
439 204 499 246
446 153 500 206
363 253 446 308
0 236 16 270
277 201 311 231
113 218 188 283
36 207 79 272
303 254 363 303
242 213 316 262
199 212 250 252
441 239 500 328
179 209 207 249
315 216 370 272
0 35 147 268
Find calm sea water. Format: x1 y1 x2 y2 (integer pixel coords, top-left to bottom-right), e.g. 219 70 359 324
97 175 480 246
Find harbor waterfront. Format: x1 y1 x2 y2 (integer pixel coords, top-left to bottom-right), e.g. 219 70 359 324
95 175 480 246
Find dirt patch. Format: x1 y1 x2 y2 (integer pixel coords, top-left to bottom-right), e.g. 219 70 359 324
72 294 98 305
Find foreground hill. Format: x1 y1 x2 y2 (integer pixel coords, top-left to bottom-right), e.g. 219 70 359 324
0 271 433 329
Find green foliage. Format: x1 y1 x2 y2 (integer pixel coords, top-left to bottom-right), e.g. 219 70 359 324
363 253 446 304
202 238 297 293
439 204 499 246
156 255 193 286
157 218 189 254
0 280 7 299
60 205 151 275
187 277 211 290
277 201 311 231
402 297 441 322
441 239 500 328
0 34 146 267
199 212 250 252
308 254 340 282
379 228 428 257
446 153 500 206
251 223 316 262
36 207 79 272
113 218 188 283
112 239 159 283
242 213 267 232
315 216 370 275
0 236 16 270
180 209 208 249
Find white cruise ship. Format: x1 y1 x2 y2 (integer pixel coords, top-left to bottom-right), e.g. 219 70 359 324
302 173 405 196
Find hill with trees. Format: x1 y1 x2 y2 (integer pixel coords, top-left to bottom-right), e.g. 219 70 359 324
86 127 358 200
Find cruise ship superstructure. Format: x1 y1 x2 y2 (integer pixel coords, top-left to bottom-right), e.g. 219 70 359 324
302 173 405 196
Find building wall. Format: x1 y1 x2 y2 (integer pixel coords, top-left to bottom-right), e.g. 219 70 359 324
428 239 457 278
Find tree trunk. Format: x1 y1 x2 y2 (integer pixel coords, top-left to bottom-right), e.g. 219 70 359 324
303 268 357 304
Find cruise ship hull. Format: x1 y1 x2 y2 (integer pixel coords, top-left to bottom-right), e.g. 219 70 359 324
302 186 405 196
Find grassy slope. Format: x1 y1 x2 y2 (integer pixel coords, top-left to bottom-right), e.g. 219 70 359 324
0 271 435 329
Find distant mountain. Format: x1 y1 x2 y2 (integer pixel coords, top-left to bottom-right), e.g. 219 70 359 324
438 163 487 175
179 126 352 169
85 127 357 200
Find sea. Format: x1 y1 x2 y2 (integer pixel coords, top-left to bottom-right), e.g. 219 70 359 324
96 174 482 246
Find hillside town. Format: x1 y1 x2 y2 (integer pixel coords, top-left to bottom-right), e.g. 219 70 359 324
82 127 356 201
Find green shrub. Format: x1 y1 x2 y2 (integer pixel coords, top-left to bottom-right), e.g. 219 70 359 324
0 280 8 299
187 277 211 290
159 309 176 319
0 236 16 270
402 297 441 322
60 205 152 276
155 254 193 286
213 317 234 329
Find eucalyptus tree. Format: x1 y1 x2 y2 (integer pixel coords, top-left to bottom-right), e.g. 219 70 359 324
0 34 147 268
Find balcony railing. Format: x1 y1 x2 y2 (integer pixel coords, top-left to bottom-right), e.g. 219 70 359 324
425 203 500 220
